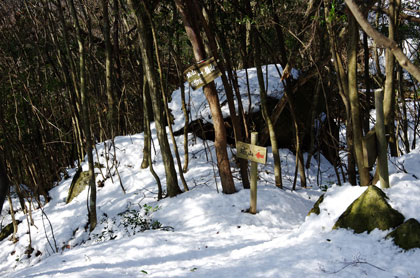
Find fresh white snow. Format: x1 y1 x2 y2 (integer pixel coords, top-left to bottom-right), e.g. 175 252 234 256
1 64 419 277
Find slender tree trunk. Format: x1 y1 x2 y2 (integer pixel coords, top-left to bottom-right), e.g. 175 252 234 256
101 0 117 138
323 0 356 184
112 0 125 134
142 1 189 192
254 37 283 189
0 159 8 215
129 0 182 197
170 48 190 173
348 13 370 186
363 32 371 134
398 66 410 154
345 0 420 82
384 0 398 156
68 0 97 231
143 79 163 200
175 0 236 194
7 194 18 242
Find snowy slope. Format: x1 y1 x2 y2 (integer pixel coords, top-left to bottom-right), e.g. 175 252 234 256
0 129 419 277
0 63 420 277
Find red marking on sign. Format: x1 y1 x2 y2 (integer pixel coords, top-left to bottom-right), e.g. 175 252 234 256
256 152 264 159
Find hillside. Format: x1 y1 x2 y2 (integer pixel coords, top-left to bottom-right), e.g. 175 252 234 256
1 127 420 277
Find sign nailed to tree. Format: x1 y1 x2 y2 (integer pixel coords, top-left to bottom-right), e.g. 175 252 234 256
236 141 267 164
184 57 222 90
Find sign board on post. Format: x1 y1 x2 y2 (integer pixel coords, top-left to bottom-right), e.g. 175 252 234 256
236 141 267 164
184 57 222 90
237 133 267 214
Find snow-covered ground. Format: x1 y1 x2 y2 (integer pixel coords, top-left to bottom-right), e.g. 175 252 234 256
1 64 420 277
1 130 420 277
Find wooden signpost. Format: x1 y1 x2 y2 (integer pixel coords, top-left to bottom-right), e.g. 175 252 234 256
236 132 267 214
184 57 222 90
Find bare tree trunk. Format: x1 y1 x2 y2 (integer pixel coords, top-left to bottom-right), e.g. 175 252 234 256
348 13 370 186
398 66 410 154
142 79 162 200
254 37 283 189
0 159 8 215
129 0 182 197
100 0 117 138
383 0 398 157
7 194 18 243
170 48 190 173
112 0 125 134
363 32 371 134
68 0 97 231
142 1 189 192
323 0 356 184
196 2 250 190
175 0 236 194
344 0 420 82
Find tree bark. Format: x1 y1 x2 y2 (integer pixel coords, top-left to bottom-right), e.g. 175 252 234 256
0 159 9 215
348 13 370 186
100 0 117 138
253 35 283 188
142 0 189 192
175 0 236 194
129 0 182 197
344 0 420 82
68 0 97 231
142 79 163 200
195 2 250 189
383 0 399 157
323 0 356 184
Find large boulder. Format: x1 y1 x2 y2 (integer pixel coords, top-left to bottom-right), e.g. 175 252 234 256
333 186 404 233
386 218 420 250
66 168 95 204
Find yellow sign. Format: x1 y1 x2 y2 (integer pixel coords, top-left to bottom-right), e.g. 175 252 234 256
236 141 267 164
184 57 222 90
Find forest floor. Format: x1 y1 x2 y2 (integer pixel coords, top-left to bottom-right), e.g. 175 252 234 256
1 129 419 278
1 65 420 277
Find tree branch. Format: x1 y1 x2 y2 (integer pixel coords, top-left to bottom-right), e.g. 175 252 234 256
344 0 420 82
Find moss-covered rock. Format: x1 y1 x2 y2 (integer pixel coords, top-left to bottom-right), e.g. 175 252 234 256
66 168 95 204
307 194 325 216
386 218 420 250
333 186 404 233
0 220 21 241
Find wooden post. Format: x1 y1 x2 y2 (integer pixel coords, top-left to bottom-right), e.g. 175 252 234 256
236 134 266 214
375 89 390 188
250 132 258 214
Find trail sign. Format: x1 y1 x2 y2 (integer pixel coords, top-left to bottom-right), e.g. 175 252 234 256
236 141 267 164
184 57 222 90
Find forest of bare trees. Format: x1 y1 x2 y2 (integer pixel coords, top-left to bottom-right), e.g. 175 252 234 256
0 0 419 232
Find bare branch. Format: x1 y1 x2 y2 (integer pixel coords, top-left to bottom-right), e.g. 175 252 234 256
344 0 420 82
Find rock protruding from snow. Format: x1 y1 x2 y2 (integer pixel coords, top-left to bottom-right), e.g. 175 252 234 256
307 194 325 216
66 168 91 204
333 186 404 233
387 218 420 250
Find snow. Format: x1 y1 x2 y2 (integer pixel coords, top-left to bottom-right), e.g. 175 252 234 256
1 63 420 277
169 64 298 131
